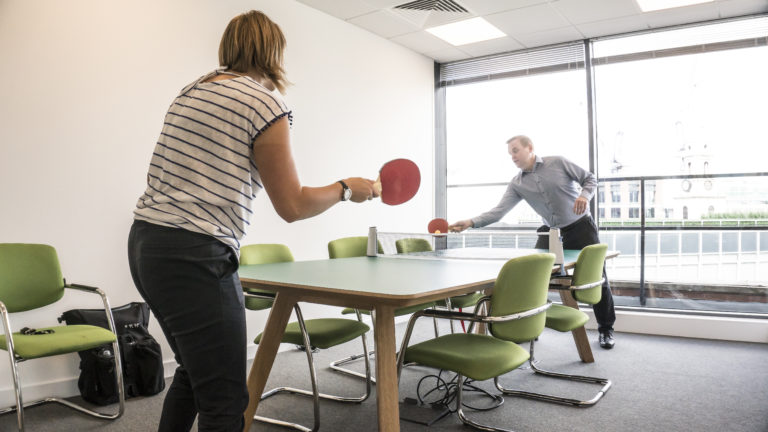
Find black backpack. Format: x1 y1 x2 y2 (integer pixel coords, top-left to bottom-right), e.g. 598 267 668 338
59 302 165 405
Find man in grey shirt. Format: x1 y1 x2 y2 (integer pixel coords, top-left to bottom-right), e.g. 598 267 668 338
449 135 616 349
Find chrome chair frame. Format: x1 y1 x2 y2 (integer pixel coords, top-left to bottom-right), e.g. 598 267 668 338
396 298 552 432
245 291 372 432
494 276 612 407
328 304 440 384
0 283 125 431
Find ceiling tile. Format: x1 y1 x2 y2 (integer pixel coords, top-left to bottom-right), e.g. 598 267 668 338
457 0 549 16
553 0 641 25
295 0 379 20
425 46 473 62
361 0 407 9
717 0 768 18
390 30 457 53
457 36 525 57
485 3 571 36
643 2 721 28
576 14 651 38
348 9 421 38
513 25 585 48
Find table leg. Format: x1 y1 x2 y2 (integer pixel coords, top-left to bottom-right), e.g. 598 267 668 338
372 305 399 432
242 292 298 431
559 290 595 363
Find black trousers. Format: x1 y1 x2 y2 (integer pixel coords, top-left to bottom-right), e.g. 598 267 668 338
128 220 248 432
534 215 616 332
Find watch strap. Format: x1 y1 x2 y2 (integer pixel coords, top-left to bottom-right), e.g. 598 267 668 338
337 180 350 201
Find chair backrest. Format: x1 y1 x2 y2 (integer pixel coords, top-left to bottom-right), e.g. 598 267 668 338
0 243 65 313
240 243 294 265
571 244 608 305
395 238 433 254
239 244 294 311
489 253 555 343
327 236 383 259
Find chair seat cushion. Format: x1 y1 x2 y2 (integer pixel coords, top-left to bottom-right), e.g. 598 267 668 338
254 318 370 350
545 304 589 332
0 325 117 359
404 333 530 382
244 288 275 311
341 302 435 317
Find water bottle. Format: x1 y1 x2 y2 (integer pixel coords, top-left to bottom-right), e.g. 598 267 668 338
549 227 565 269
367 226 378 257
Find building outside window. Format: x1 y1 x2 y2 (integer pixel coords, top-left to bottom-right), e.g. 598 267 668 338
610 183 621 203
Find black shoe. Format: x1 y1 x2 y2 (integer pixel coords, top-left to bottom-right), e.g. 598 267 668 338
598 331 615 349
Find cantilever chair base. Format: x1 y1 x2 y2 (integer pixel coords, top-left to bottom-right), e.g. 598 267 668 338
329 349 378 383
0 395 123 419
246 293 372 432
494 340 612 407
454 378 512 432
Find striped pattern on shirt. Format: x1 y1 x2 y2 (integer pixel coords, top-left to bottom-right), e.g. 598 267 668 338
134 70 292 251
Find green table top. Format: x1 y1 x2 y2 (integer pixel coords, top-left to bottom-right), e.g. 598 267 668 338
237 248 590 307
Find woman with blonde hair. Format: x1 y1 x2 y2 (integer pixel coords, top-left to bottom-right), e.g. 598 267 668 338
128 10 377 431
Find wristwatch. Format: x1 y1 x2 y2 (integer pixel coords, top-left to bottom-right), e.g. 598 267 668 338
338 180 352 201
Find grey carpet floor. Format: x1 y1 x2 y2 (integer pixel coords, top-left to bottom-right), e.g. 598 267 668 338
2 318 767 431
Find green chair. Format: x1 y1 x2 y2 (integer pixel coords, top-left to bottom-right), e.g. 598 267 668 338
327 236 436 383
494 243 612 407
0 243 124 431
396 253 555 432
240 244 372 432
395 238 483 333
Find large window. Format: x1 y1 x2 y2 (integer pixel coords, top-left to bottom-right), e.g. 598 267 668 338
593 18 768 313
443 43 588 228
438 16 768 316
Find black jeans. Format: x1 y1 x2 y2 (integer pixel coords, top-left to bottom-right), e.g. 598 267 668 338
127 220 248 432
535 216 616 332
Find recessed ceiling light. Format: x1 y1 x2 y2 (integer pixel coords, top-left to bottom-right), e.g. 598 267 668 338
425 17 506 46
635 0 714 12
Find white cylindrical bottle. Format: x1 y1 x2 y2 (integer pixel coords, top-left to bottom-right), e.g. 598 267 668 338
367 226 378 257
549 227 564 266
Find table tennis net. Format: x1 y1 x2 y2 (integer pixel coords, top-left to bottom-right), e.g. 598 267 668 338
376 230 544 256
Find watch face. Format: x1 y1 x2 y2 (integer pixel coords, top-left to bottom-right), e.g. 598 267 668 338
344 187 352 200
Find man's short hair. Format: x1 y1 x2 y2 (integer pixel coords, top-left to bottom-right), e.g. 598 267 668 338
506 135 532 148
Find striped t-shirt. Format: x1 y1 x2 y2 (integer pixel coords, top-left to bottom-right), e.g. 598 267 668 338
134 69 292 251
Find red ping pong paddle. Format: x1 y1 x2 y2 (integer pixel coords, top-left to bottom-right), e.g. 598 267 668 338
373 159 420 205
428 218 449 234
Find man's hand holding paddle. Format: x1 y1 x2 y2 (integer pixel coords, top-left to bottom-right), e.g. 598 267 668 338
448 219 473 232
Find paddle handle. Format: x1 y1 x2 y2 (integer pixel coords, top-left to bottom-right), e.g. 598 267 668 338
373 175 382 196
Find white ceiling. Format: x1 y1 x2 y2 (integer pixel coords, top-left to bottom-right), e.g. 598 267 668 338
295 0 768 62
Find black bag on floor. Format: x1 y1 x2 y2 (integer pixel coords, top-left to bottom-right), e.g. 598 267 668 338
59 302 165 405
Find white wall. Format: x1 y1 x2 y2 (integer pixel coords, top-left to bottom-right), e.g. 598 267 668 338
0 0 434 404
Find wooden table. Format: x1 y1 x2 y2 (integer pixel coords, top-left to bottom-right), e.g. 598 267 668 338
239 248 616 431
